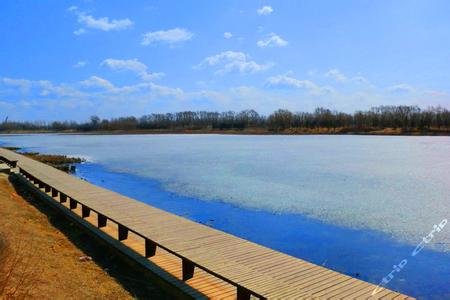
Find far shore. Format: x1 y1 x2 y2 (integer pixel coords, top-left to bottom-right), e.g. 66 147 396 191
1 127 449 136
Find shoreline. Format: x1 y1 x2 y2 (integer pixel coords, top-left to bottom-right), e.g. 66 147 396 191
0 127 449 136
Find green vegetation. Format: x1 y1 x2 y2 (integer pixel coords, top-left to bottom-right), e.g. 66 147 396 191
0 105 449 135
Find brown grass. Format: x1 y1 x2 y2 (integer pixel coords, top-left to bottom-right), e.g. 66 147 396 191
0 173 168 299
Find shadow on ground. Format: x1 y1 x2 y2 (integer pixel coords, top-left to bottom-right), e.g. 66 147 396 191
9 174 172 300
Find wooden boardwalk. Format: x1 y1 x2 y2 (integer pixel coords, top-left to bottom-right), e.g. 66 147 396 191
0 148 414 299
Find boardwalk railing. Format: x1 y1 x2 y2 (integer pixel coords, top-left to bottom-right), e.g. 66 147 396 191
0 148 413 299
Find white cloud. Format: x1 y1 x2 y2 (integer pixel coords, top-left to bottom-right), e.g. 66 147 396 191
1 77 32 90
387 83 414 93
257 6 273 16
73 61 87 68
38 80 84 97
74 28 86 35
80 76 114 90
67 6 78 12
68 7 133 34
195 51 273 75
101 58 164 81
257 33 288 48
266 74 332 95
141 28 193 46
325 69 347 82
224 32 233 39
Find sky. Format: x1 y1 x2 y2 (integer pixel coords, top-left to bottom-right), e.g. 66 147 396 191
1 0 450 121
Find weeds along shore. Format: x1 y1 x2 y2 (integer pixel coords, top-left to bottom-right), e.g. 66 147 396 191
2 147 85 173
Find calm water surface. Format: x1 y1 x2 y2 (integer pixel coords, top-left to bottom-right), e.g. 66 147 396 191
1 134 449 298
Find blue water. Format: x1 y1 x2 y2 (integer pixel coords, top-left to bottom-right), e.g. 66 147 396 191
76 162 450 299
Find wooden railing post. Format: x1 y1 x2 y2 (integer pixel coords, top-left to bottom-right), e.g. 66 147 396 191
69 198 77 210
237 287 251 300
38 181 44 189
98 214 107 228
60 193 67 203
182 259 195 281
44 185 51 193
51 189 58 198
82 206 90 218
118 224 128 241
145 239 157 258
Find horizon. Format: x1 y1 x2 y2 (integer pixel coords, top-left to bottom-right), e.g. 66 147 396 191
1 0 450 121
1 104 448 124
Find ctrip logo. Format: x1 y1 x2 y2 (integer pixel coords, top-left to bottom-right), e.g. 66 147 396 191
371 218 448 296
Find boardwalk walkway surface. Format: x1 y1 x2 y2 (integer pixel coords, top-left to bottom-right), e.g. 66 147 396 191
0 148 414 299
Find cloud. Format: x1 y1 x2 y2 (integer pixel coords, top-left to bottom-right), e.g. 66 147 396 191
38 80 85 97
257 6 273 16
101 58 164 81
68 7 133 34
141 28 193 46
266 74 332 95
224 32 233 39
1 77 32 90
74 28 86 35
325 69 347 82
387 83 414 93
73 61 87 68
195 51 273 75
257 33 288 48
80 76 114 90
67 6 78 12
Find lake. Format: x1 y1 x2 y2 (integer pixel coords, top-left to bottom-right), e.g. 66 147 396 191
1 134 449 298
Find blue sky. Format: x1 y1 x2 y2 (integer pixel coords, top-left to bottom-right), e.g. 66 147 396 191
1 0 449 121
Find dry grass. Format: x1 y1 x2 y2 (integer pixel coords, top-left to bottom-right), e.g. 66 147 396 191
0 232 40 299
0 173 168 299
1 148 85 173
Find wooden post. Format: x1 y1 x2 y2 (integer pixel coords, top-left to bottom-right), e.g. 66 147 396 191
82 206 90 218
237 287 251 300
98 214 107 228
60 193 67 203
51 189 58 198
145 239 157 258
118 224 128 241
182 259 195 281
38 181 44 189
69 198 77 210
44 185 51 193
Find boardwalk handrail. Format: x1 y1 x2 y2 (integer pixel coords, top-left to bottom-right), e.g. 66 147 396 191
0 148 413 299
0 155 17 168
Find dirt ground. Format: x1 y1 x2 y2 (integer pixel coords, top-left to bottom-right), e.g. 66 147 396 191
0 172 169 299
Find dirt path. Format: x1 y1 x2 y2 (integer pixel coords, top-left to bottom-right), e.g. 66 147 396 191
0 172 169 299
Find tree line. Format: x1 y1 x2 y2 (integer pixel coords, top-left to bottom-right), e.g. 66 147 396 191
1 105 449 133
